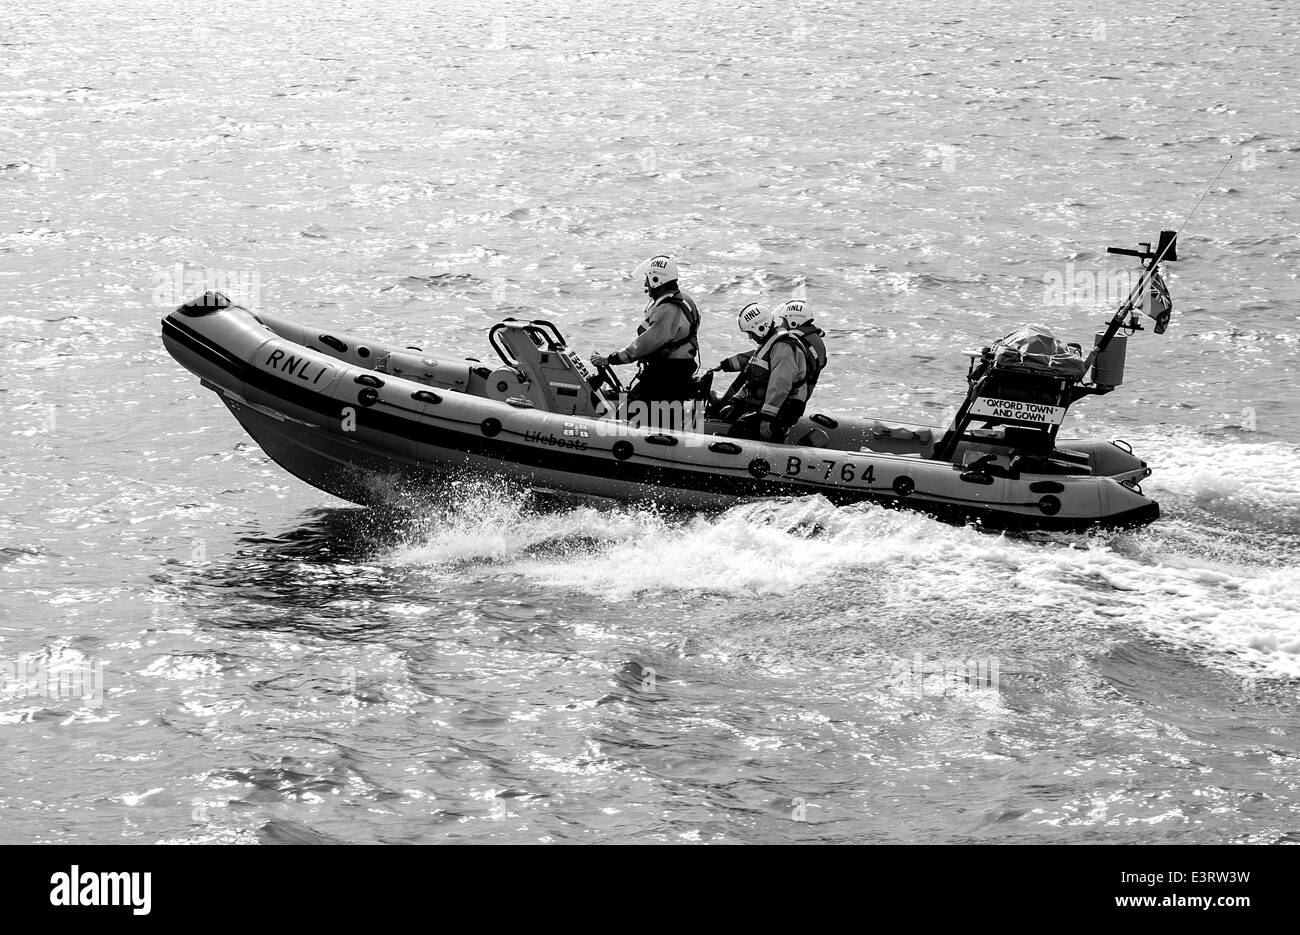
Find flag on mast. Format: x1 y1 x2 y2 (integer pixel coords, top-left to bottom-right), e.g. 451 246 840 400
1141 267 1173 334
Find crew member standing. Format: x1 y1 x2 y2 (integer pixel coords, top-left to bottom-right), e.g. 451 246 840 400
591 255 701 405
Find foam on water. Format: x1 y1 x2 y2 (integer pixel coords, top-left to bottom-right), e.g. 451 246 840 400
1137 430 1300 516
388 433 1300 678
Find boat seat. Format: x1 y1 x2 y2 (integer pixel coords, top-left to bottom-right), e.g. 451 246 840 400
868 420 933 444
797 428 830 448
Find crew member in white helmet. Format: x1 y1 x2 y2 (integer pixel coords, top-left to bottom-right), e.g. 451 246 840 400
591 254 701 405
775 299 827 394
711 299 827 395
711 302 815 442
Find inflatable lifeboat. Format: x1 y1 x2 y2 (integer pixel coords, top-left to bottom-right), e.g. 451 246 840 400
161 231 1181 531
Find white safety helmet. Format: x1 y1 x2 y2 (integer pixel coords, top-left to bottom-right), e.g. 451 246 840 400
737 302 776 341
778 298 813 329
632 254 680 292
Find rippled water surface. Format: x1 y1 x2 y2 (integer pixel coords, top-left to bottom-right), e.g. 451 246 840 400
2 0 1299 843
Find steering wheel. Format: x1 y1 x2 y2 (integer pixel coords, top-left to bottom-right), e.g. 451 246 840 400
588 360 623 396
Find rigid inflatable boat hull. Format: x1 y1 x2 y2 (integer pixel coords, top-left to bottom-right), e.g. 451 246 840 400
162 304 1160 531
220 393 742 511
228 397 1158 529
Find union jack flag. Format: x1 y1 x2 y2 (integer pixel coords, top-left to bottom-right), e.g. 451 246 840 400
1141 267 1173 334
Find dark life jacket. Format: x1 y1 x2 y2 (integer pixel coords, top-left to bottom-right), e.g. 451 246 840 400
790 323 827 389
741 329 815 401
639 288 701 363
